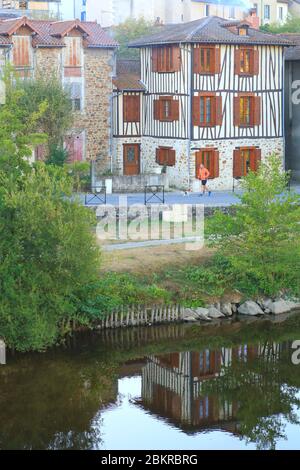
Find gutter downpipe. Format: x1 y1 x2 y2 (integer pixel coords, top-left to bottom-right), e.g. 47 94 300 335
188 42 194 191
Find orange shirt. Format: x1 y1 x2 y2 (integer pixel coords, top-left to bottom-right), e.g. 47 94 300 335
198 167 210 180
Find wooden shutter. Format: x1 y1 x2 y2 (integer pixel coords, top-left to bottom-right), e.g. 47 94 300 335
254 148 261 171
212 150 219 178
167 149 176 166
214 47 221 74
234 49 241 75
192 96 200 126
156 147 161 164
253 96 261 126
215 96 223 126
171 46 181 72
253 49 259 75
171 100 180 121
152 47 158 72
124 95 140 122
233 96 241 126
154 99 161 120
193 47 200 73
233 149 243 178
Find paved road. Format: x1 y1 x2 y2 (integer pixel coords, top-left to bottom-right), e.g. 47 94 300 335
82 184 300 208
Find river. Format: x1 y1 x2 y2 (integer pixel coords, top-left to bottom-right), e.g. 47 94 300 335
1 314 300 450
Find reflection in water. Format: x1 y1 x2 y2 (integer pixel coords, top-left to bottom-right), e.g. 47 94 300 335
0 321 300 450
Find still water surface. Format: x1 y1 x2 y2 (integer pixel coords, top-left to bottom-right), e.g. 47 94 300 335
1 316 300 450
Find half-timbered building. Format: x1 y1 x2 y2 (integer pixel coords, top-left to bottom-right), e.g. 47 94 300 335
113 16 292 190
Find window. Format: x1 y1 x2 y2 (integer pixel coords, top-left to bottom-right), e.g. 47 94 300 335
195 148 219 179
194 46 220 74
205 5 210 16
156 147 176 166
193 93 222 127
229 7 235 18
152 46 181 73
72 98 81 111
233 147 261 177
123 95 140 122
234 47 259 76
278 7 283 21
153 96 179 122
264 5 270 20
234 94 261 127
253 3 258 13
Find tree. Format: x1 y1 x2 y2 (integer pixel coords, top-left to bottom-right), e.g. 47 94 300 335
17 74 74 153
113 17 157 59
207 155 300 297
260 14 300 33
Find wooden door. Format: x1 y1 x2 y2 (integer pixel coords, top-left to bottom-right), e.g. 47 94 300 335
123 144 140 175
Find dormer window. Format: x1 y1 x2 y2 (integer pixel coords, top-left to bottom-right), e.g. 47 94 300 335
238 25 249 36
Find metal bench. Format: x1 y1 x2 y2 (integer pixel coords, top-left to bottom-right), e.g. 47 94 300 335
144 185 165 205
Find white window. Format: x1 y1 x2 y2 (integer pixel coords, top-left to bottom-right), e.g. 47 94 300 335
278 6 283 21
264 5 270 20
205 5 209 17
229 7 235 18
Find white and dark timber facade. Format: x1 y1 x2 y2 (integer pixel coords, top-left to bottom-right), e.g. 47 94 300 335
112 16 292 190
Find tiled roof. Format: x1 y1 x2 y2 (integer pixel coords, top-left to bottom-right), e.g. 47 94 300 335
278 33 300 60
129 16 295 47
0 17 118 48
113 58 145 91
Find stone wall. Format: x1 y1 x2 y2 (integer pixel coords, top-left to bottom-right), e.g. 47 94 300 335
113 136 285 191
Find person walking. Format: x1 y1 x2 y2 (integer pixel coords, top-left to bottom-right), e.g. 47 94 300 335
198 164 211 196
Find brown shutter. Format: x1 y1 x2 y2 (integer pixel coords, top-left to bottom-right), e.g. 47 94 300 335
233 96 241 126
233 149 243 178
214 47 221 74
152 47 158 72
172 46 181 72
156 148 162 164
253 49 259 75
154 99 161 120
254 148 261 171
168 149 176 166
234 49 241 75
193 96 200 126
215 96 223 126
253 96 261 126
123 95 129 122
134 95 140 122
195 151 203 178
212 150 219 179
171 100 180 121
193 47 200 73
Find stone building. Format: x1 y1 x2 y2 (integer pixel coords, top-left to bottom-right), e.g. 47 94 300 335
0 15 118 174
112 16 292 190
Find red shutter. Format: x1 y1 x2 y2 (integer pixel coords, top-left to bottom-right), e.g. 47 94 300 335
212 150 219 178
156 148 161 164
154 99 160 120
152 47 158 72
193 96 200 126
171 100 180 121
215 96 223 126
253 49 259 75
123 95 129 122
233 149 243 178
124 95 140 122
167 149 176 166
253 96 261 126
254 148 261 171
172 46 181 72
193 47 200 73
233 96 241 126
234 49 241 75
214 47 221 74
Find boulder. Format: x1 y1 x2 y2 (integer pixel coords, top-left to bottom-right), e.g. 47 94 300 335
183 315 198 323
231 304 237 313
220 303 233 317
269 299 293 315
207 306 225 319
183 308 211 322
238 301 264 316
195 307 211 321
261 298 273 311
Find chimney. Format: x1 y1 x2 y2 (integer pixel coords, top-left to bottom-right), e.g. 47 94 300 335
245 8 259 30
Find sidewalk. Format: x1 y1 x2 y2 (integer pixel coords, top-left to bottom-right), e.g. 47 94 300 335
83 184 300 208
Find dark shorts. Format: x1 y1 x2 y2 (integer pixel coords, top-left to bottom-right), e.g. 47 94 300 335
201 180 208 186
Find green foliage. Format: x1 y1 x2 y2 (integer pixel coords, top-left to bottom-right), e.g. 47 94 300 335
66 161 91 192
207 155 300 297
0 164 101 352
260 14 300 33
113 17 156 59
46 145 69 166
17 74 73 151
0 65 47 176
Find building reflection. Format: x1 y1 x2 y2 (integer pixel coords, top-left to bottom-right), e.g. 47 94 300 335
137 343 286 433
